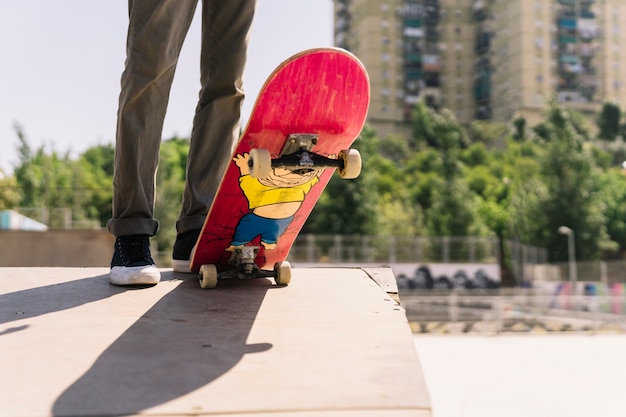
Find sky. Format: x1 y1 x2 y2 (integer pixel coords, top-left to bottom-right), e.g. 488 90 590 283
0 1 334 174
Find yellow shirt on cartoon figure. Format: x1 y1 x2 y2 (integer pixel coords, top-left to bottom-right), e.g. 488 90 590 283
239 174 319 210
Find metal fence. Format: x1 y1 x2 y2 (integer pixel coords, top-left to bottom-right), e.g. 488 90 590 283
401 290 626 334
288 234 547 265
16 207 100 229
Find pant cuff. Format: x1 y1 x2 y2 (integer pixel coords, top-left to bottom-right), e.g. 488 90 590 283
176 215 207 234
107 218 159 237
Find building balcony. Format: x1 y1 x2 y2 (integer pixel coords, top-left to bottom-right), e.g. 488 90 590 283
475 31 491 53
558 18 576 30
425 28 440 42
404 94 420 105
423 6 440 25
404 26 424 38
423 54 441 72
424 73 441 88
474 56 490 70
405 79 423 95
405 68 423 80
580 9 595 19
473 0 487 21
558 9 576 19
559 34 577 44
404 17 422 28
560 54 581 65
404 52 422 66
474 72 491 101
558 78 578 90
424 92 441 110
475 105 492 120
557 91 597 106
559 62 595 75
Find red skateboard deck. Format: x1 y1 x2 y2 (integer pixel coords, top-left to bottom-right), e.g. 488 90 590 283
190 47 370 287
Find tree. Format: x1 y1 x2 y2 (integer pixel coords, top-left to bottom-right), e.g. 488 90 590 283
303 126 380 235
512 117 526 142
153 137 190 260
532 102 606 261
13 124 80 227
596 168 626 256
411 103 482 238
597 101 622 142
75 144 114 227
0 171 20 210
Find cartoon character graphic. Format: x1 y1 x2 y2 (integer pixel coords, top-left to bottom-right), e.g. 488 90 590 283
229 152 321 251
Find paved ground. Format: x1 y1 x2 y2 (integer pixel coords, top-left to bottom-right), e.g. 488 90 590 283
0 267 430 417
414 334 626 417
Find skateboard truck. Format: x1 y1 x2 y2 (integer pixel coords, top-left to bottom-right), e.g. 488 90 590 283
228 246 269 279
198 246 292 289
248 133 362 179
274 133 340 173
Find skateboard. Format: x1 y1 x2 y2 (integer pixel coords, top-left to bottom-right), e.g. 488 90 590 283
189 47 370 288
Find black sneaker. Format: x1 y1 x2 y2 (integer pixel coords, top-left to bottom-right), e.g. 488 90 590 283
172 229 201 273
109 234 161 286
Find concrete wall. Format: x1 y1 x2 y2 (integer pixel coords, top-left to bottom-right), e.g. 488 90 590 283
0 230 115 267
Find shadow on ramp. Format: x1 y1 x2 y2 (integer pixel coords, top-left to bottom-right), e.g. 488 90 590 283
51 272 272 416
1 273 125 330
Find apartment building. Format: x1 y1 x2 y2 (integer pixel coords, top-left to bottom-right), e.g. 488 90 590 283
333 0 626 138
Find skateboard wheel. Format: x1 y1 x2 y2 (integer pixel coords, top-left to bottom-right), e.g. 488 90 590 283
249 148 272 179
274 261 292 286
338 149 361 179
199 264 218 289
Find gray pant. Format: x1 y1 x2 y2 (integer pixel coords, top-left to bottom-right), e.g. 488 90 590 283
107 0 256 237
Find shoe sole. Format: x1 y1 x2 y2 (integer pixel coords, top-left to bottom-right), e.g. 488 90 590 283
172 259 192 273
109 265 161 286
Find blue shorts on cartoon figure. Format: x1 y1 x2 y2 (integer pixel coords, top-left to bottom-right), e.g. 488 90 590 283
228 152 321 251
231 213 294 248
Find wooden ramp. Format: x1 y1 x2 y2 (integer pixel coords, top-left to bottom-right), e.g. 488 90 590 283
0 267 431 417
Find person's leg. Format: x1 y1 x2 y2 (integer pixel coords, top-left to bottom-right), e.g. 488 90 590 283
109 0 198 285
172 0 256 271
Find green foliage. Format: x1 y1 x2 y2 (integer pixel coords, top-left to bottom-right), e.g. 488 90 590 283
304 129 379 235
597 101 622 142
153 137 189 257
467 120 506 145
11 97 626 272
0 172 20 210
596 169 626 255
512 117 527 142
75 144 114 226
11 125 114 228
527 102 606 261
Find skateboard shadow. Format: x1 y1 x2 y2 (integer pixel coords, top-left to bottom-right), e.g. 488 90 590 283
51 272 272 416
